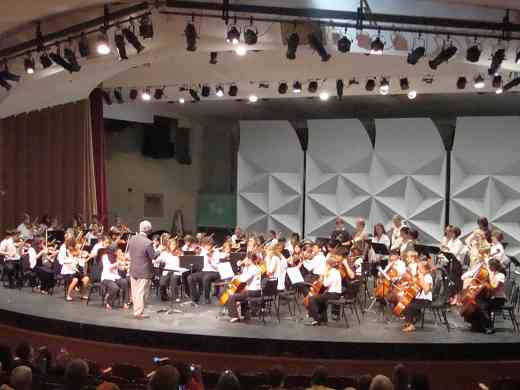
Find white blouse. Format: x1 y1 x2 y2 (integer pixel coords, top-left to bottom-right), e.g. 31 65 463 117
101 254 120 282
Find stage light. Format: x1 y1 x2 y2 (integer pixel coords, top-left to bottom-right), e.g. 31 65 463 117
185 23 198 52
319 91 329 101
408 90 417 100
114 88 124 103
129 89 138 100
244 25 258 45
400 78 409 91
49 47 79 73
488 48 505 76
407 46 425 65
115 30 128 60
201 85 210 97
210 52 218 64
365 79 376 91
336 79 344 99
308 81 318 93
96 33 111 55
248 94 258 103
286 32 299 60
337 35 351 53
370 36 384 55
308 32 331 62
78 33 90 58
216 86 224 97
456 76 467 90
64 47 81 71
24 56 35 74
474 74 485 89
122 27 145 53
278 82 288 94
429 44 457 70
496 87 503 94
227 25 241 45
516 51 520 64
141 89 151 101
179 97 185 104
466 43 481 63
0 65 20 90
235 46 247 56
292 81 302 93
39 52 53 69
492 75 502 93
379 78 390 95
154 88 164 100
139 15 154 39
228 85 238 96
503 76 520 92
102 90 112 105
189 88 200 102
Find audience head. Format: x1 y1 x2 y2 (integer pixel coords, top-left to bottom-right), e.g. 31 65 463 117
14 342 33 362
171 361 192 387
64 358 90 390
358 374 374 390
392 363 409 390
268 366 286 389
310 365 328 387
10 366 32 390
409 372 430 390
370 375 394 390
139 220 152 234
149 365 179 390
216 369 240 390
97 382 120 390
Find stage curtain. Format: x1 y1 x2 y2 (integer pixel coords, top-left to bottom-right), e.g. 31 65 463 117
0 99 97 233
90 88 108 226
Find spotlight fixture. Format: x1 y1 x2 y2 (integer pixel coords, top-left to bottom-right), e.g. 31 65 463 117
129 89 138 100
210 52 218 64
235 46 247 56
114 88 124 103
64 47 81 71
370 36 384 55
49 47 79 73
139 15 154 39
244 23 258 45
466 43 481 63
308 32 331 62
365 79 376 91
336 79 344 100
502 76 520 92
400 77 409 91
488 48 505 76
286 32 300 60
115 30 128 60
24 56 35 74
278 82 288 94
122 26 145 53
248 94 258 103
154 88 164 100
474 74 485 89
185 23 198 52
189 88 200 102
379 78 390 95
216 86 224 97
141 89 151 101
228 85 238 96
201 85 210 97
39 51 53 69
308 81 318 93
493 75 503 94
516 51 520 65
456 76 467 90
96 32 111 55
407 46 426 65
337 35 351 53
292 81 302 93
179 97 185 104
407 90 417 100
319 91 330 101
226 25 241 45
78 33 90 58
429 44 457 70
0 65 20 90
102 90 112 105
496 87 503 94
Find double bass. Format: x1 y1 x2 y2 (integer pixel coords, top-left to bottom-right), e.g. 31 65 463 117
459 263 490 320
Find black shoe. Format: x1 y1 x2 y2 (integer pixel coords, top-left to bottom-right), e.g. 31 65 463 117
485 328 495 335
305 320 319 326
160 295 169 302
332 313 340 321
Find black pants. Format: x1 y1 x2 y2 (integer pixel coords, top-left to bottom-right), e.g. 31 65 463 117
188 271 220 302
102 279 129 307
159 271 179 300
302 273 319 295
403 298 429 324
308 292 340 323
469 297 506 331
4 261 20 288
37 267 56 292
227 289 261 319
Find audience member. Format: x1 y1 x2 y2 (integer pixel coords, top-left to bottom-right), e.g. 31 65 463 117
268 366 286 390
96 382 120 390
63 359 89 390
392 364 409 390
357 374 373 390
0 345 14 373
369 375 394 390
12 343 40 375
9 366 32 390
149 365 179 390
306 366 334 390
409 373 430 390
215 370 240 390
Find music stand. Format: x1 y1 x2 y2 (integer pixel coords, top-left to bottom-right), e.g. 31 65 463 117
371 242 390 256
229 252 246 273
48 230 65 244
415 244 440 258
180 255 204 273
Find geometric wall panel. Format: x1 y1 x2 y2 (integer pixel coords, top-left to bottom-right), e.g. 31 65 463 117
452 116 520 255
238 120 303 236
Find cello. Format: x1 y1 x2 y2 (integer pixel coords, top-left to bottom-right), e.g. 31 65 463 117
303 257 338 308
459 263 490 320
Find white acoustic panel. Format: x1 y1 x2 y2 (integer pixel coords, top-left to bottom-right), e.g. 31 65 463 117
237 121 303 236
452 116 520 255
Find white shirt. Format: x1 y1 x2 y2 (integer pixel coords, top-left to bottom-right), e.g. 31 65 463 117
239 264 261 291
202 249 220 272
266 255 280 276
27 247 38 269
416 273 433 301
323 268 342 294
384 259 407 278
101 254 120 281
390 225 405 251
17 223 33 240
156 251 180 275
90 242 104 259
447 238 466 263
312 252 327 276
60 249 79 275
491 242 507 264
369 234 390 262
275 256 288 291
0 237 20 260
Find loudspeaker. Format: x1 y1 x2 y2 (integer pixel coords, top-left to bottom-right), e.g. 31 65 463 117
141 116 175 159
176 127 191 165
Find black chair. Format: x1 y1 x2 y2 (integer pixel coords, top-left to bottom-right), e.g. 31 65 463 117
19 254 37 291
86 260 104 306
152 264 164 297
427 276 451 331
327 279 362 328
277 286 301 319
247 278 278 324
490 285 520 333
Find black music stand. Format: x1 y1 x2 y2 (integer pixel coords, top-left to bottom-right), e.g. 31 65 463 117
180 255 204 273
229 252 246 273
48 230 65 244
371 242 390 256
415 244 440 259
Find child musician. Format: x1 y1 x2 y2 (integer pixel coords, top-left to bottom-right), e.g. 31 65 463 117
307 256 343 326
100 244 130 310
155 238 181 302
228 253 262 323
59 239 90 301
401 261 433 333
188 238 220 304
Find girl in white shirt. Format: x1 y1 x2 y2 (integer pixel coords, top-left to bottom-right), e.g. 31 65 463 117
228 254 262 323
401 261 433 333
369 223 391 270
60 239 90 301
155 239 181 302
101 244 129 310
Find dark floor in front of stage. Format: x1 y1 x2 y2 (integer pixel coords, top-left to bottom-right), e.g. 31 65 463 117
1 286 520 345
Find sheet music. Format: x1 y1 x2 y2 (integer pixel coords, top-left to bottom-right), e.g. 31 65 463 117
287 266 304 284
218 262 235 280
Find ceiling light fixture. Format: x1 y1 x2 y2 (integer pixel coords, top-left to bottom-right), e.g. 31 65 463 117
244 19 258 45
248 94 258 103
209 52 218 64
407 90 417 100
336 79 344 99
216 86 224 97
308 80 318 93
278 82 288 94
24 56 35 74
227 25 241 45
139 15 154 39
379 78 390 95
429 43 457 70
141 88 151 101
365 79 376 92
78 32 90 58
474 74 485 89
228 85 238 96
488 48 505 76
319 91 329 101
292 81 302 93
129 89 138 100
407 46 426 65
308 32 331 62
114 29 128 60
122 23 145 53
114 88 124 103
456 76 467 90
400 77 409 90
286 32 300 60
235 46 247 56
466 41 481 63
185 23 198 52
370 35 384 55
96 32 111 55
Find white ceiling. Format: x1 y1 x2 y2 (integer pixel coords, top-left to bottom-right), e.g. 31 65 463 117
1 0 520 118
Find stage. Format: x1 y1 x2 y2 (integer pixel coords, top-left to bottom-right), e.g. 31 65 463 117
1 286 520 362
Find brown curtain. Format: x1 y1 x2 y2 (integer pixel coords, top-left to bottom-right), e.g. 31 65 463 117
0 99 97 233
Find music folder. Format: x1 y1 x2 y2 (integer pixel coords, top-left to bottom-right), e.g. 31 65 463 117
415 244 440 257
370 242 390 255
179 255 204 272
